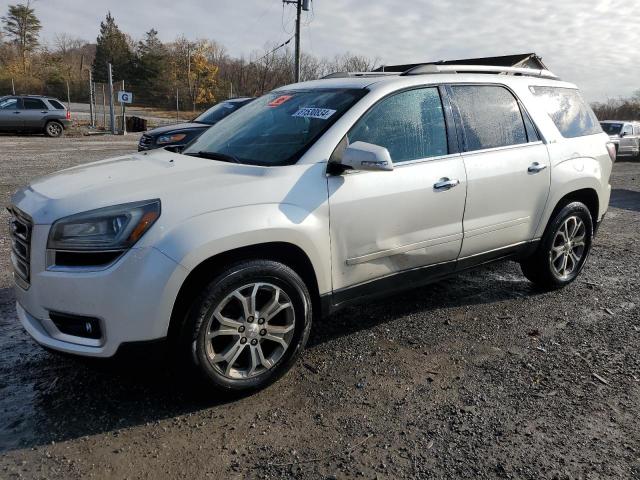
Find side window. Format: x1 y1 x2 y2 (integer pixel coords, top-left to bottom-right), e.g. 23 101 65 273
529 86 601 138
0 97 20 110
450 85 528 151
347 87 448 163
622 124 633 135
23 98 48 110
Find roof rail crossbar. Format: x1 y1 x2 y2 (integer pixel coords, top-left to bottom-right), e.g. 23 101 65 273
321 71 400 79
400 64 559 80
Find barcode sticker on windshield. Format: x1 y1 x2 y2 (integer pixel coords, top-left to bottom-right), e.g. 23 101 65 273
292 107 337 120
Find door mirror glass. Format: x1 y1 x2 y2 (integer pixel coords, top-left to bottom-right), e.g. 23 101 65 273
340 141 393 172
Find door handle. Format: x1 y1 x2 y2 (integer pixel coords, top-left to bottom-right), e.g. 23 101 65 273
528 162 547 173
41 110 49 113
433 177 460 191
13 111 21 114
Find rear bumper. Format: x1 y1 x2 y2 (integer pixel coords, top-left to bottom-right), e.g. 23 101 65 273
60 119 73 129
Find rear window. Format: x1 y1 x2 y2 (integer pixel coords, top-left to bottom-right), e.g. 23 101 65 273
530 86 601 138
48 99 66 110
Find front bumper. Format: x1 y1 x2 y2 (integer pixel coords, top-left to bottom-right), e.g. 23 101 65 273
14 230 189 357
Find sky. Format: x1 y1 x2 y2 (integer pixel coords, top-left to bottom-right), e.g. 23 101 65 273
32 0 640 102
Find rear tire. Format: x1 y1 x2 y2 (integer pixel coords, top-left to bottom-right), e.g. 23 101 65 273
520 202 593 289
180 260 312 392
44 121 64 138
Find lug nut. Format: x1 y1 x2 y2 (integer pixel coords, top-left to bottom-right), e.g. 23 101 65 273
240 337 247 344
251 339 258 346
238 326 245 333
260 329 267 336
258 318 265 325
247 316 254 323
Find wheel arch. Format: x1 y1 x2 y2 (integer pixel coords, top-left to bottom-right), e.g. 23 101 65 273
167 241 321 344
541 187 599 238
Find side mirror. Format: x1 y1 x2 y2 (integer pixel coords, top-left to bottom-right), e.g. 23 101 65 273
340 141 393 172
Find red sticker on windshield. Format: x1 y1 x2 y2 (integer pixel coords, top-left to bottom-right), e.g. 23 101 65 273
268 95 292 107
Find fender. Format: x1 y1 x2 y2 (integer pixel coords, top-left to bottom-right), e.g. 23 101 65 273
154 202 332 295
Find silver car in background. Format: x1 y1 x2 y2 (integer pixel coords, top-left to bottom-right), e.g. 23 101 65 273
600 120 640 158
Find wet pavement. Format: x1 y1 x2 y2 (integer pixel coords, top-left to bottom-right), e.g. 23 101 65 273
0 136 639 479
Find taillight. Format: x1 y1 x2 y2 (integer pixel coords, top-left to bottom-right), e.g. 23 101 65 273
66 110 71 120
606 142 617 162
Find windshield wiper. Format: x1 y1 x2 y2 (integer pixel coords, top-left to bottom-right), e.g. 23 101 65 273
185 151 241 164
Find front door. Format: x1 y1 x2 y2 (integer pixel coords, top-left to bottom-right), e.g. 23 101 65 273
0 97 23 129
327 87 467 297
447 84 551 259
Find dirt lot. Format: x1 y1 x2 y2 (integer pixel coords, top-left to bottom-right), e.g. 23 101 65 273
0 135 639 479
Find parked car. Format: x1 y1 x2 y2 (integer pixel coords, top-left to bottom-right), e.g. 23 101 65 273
10 65 614 392
0 95 71 137
138 97 254 151
600 120 640 158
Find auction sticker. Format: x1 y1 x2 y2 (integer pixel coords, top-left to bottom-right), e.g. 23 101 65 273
292 107 337 120
268 95 293 107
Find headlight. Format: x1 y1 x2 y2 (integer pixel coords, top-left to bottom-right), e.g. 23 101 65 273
157 133 187 144
48 200 161 251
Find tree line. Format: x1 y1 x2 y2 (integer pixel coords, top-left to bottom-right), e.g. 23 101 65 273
0 2 378 111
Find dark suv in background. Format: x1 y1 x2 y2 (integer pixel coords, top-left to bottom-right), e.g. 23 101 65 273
0 95 71 137
138 97 254 151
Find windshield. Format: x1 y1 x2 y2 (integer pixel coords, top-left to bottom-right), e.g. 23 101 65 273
600 122 622 135
194 102 243 124
184 88 366 166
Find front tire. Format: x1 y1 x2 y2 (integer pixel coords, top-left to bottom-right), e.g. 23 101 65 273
44 121 64 137
520 202 593 289
181 260 312 392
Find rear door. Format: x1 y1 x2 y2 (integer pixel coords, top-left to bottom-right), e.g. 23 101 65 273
20 97 49 129
327 86 467 294
0 97 23 129
448 84 551 259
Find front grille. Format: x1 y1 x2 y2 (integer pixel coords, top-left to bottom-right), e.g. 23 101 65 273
8 206 33 289
138 134 153 149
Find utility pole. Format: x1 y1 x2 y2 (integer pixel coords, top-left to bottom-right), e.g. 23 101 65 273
284 0 310 83
11 78 15 95
88 70 95 128
121 79 126 135
107 63 116 134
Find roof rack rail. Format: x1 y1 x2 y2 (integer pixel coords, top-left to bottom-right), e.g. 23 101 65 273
400 64 559 80
321 71 400 79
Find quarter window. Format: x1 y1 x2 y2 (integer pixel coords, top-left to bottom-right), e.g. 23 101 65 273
529 86 601 138
23 98 48 110
450 85 528 151
48 99 66 110
347 87 448 163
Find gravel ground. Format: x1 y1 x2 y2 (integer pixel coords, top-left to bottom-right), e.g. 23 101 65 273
0 135 639 479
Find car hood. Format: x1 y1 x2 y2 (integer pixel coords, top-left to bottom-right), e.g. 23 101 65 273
145 122 210 136
11 149 313 225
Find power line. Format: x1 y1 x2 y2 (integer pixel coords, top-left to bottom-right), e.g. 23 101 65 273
249 36 294 65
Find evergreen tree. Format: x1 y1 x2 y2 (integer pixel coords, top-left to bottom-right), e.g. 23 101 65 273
91 12 133 83
134 29 166 101
1 1 42 72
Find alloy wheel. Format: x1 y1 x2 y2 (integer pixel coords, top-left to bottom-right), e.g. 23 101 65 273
47 122 62 136
203 282 295 379
549 215 586 280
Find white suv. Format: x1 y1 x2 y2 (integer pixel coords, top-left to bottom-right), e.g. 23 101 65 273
10 65 614 391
